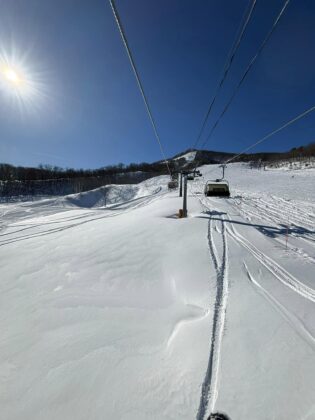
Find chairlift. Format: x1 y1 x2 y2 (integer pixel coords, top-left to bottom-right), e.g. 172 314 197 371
204 179 230 197
168 180 178 190
187 169 202 180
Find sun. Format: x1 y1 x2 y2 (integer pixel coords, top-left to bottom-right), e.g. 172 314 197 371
0 47 46 113
4 68 20 83
1 62 29 96
2 66 24 86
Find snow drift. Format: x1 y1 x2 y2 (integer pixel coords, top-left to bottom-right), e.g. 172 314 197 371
0 164 314 420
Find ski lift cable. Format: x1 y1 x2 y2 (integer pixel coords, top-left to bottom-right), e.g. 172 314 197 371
224 104 315 165
109 0 171 176
200 0 291 150
198 103 315 184
193 0 258 150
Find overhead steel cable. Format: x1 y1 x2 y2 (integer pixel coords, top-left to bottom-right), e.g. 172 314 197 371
224 104 315 164
193 0 257 149
200 0 291 150
200 104 315 182
109 0 171 176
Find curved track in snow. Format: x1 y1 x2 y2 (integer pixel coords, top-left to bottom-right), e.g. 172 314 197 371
0 190 167 247
196 199 229 420
230 194 315 246
192 176 315 418
225 213 315 303
243 262 315 349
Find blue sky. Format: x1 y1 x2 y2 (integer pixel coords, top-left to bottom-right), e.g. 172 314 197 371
0 0 315 169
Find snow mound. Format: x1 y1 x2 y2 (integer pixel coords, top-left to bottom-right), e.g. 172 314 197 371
62 185 138 208
53 175 169 208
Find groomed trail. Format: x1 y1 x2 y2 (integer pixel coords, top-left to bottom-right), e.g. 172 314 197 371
0 164 314 420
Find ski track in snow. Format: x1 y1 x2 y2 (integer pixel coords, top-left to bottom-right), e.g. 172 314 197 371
196 199 229 420
231 195 315 246
229 193 315 269
229 198 315 267
243 262 315 350
0 191 167 247
1 167 314 419
190 175 315 418
225 214 315 303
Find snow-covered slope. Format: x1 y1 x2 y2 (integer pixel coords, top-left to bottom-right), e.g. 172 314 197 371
173 151 197 162
266 157 315 171
0 165 314 420
40 175 168 209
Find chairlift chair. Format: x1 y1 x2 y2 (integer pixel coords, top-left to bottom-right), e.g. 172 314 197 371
168 180 178 190
204 179 230 197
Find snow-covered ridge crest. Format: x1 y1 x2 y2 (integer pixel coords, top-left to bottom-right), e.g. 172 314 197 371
173 151 197 162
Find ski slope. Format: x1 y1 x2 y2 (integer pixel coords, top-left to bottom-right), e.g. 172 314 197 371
0 164 314 420
173 151 197 162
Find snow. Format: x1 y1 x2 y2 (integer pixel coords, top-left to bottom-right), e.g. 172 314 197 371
173 151 197 162
0 164 314 420
266 157 315 171
38 176 167 209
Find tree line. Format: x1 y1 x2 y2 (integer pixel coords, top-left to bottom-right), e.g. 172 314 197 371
0 161 176 200
1 143 313 199
0 161 174 182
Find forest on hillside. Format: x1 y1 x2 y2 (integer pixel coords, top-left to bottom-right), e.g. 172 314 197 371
1 143 314 199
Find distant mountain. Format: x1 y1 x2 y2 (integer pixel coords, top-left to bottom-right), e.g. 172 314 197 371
164 143 315 171
171 149 235 167
1 143 314 198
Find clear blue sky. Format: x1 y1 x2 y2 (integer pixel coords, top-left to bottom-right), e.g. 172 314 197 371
0 0 314 169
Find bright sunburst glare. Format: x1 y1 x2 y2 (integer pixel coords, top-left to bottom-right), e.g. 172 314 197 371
0 46 46 114
3 67 22 84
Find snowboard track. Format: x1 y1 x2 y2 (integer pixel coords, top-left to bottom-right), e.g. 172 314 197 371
196 200 229 420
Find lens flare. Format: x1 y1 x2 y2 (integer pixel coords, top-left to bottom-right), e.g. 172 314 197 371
4 68 20 83
0 46 47 114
